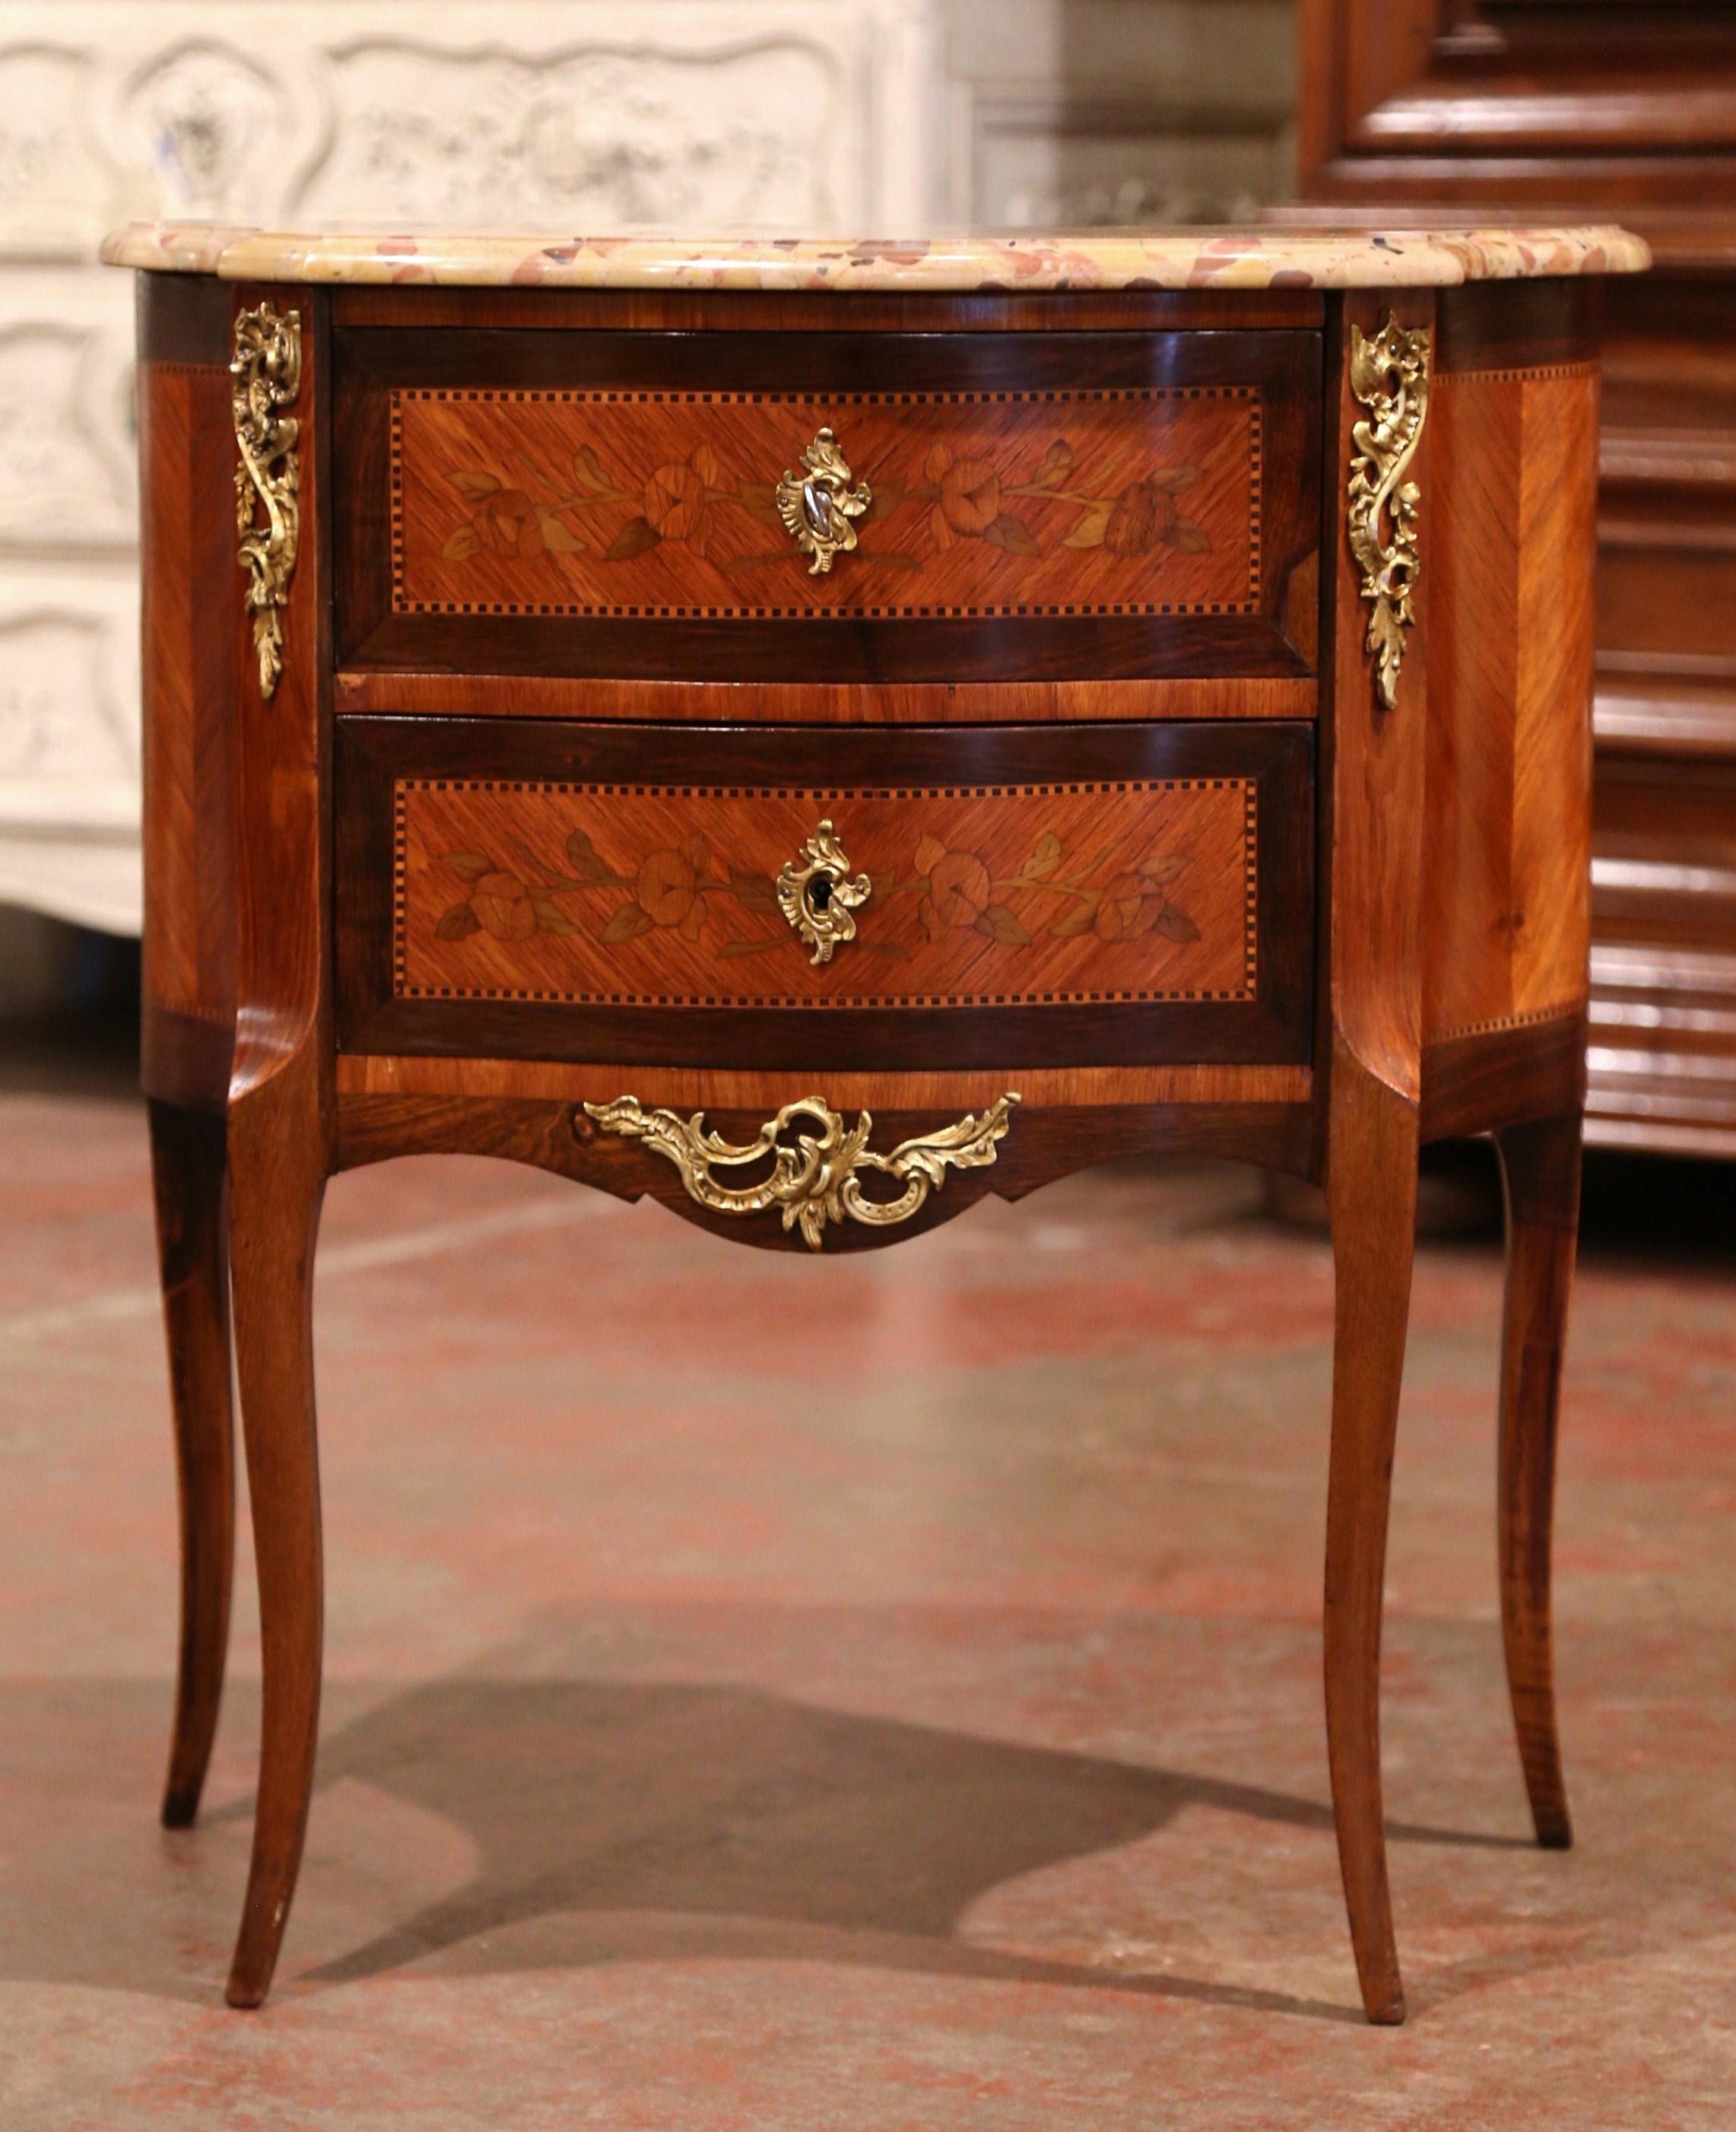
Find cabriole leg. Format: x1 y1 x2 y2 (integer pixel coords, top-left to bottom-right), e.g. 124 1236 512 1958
1323 1061 1420 2025
148 1097 236 1829
224 1085 326 2010
1493 1111 1581 1850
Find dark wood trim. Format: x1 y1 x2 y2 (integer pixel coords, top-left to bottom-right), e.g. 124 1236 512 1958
334 1092 1319 1247
1435 281 1601 377
332 670 1319 725
142 1002 236 1112
1421 1012 1588 1144
330 285 1328 335
138 271 232 367
333 326 1321 684
339 323 1312 394
345 611 1314 687
335 716 1316 1072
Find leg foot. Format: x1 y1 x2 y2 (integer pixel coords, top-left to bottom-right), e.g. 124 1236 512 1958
1324 1061 1418 2025
1493 1113 1581 1851
149 1098 235 1829
224 1088 326 2009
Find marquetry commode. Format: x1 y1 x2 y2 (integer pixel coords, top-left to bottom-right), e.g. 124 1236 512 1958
105 219 1648 2021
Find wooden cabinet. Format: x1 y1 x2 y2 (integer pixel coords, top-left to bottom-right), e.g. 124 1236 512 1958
113 218 1639 2021
1290 0 1736 1155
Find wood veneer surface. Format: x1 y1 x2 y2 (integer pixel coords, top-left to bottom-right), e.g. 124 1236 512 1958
1293 0 1736 1155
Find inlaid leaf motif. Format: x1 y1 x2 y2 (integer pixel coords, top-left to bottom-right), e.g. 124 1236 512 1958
571 445 609 491
728 866 779 910
606 517 662 561
566 828 608 881
530 896 579 935
1049 901 1097 938
1020 831 1063 881
1033 439 1073 488
447 469 502 501
535 508 584 554
1153 907 1202 942
1058 510 1111 551
733 481 784 529
603 902 656 943
976 903 1031 947
1140 853 1189 884
984 513 1039 557
436 901 481 940
443 851 494 882
442 524 484 561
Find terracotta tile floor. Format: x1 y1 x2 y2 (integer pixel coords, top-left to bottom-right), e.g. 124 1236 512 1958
2 1082 1734 2129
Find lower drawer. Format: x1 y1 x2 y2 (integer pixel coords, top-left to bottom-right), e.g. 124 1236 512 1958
335 719 1314 1069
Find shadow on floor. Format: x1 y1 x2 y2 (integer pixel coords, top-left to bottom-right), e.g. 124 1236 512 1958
204 1672 1527 2022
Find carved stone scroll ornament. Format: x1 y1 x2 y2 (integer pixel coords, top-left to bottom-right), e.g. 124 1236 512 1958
1346 311 1431 713
581 1091 1020 1250
230 303 302 699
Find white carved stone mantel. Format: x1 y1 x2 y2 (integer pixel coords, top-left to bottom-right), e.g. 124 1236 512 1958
0 0 944 934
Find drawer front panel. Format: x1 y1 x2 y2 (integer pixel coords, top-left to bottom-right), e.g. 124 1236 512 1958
338 720 1314 1070
391 383 1260 622
336 331 1320 685
395 775 1257 1008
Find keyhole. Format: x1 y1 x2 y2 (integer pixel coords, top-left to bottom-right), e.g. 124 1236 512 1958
806 875 833 913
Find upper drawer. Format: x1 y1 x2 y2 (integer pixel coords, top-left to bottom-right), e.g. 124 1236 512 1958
335 330 1321 685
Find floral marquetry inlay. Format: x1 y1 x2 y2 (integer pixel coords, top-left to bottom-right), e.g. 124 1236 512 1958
389 386 1259 619
395 777 1259 1009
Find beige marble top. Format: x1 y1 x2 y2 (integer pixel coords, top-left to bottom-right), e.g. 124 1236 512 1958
101 222 1650 292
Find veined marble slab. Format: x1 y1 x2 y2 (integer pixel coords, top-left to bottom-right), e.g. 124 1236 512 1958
101 221 1650 290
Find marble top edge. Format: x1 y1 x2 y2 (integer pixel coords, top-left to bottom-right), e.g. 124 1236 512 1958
100 222 1651 291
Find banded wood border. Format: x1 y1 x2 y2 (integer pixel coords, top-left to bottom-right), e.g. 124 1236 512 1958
1433 361 1598 385
335 1056 1314 1108
388 384 1263 621
392 774 1260 1009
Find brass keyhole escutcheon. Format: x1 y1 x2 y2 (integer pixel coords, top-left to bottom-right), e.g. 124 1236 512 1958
775 427 871 575
776 820 871 964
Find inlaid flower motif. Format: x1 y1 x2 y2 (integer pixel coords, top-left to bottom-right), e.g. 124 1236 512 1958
468 869 537 940
636 845 701 929
920 846 990 933
437 429 1211 577
643 444 721 550
1093 870 1165 939
1090 855 1201 942
433 830 780 953
1105 479 1179 557
926 443 1003 547
911 836 1030 946
885 828 1200 949
441 472 582 561
601 834 716 942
